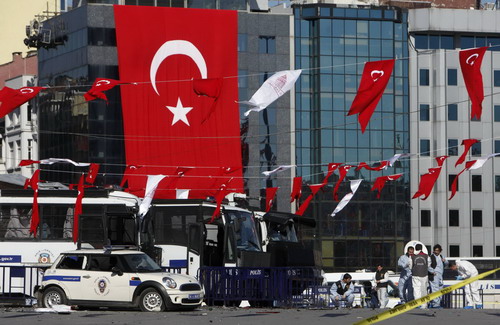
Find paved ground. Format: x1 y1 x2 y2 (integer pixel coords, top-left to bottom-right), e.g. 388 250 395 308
0 306 499 325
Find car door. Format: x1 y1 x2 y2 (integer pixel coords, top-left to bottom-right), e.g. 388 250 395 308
80 254 131 302
46 254 87 300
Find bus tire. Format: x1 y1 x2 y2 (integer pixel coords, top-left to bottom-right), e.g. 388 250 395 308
42 287 67 308
139 288 165 312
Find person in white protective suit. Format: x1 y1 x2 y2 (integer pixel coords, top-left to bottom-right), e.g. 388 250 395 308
449 260 482 309
397 246 414 304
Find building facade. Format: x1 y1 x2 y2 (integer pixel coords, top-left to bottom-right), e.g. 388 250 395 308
409 8 500 258
293 3 411 271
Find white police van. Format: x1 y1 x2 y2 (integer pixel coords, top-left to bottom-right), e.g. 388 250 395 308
36 249 204 312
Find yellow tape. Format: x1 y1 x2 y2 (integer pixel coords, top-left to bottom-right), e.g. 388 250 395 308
353 267 500 325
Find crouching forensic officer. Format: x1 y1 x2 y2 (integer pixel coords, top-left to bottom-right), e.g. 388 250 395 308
330 273 355 308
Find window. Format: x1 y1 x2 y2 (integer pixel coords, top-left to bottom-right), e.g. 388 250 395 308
259 36 276 54
421 210 431 227
495 140 500 154
472 210 482 227
496 210 500 227
471 142 481 156
420 139 430 156
497 246 500 257
420 69 430 86
496 176 500 192
448 139 458 156
449 245 460 257
472 175 482 191
27 104 32 122
448 104 458 121
449 210 459 227
420 104 430 121
57 255 84 270
449 174 457 192
472 245 483 257
447 69 457 85
238 34 247 52
495 70 500 87
495 105 500 122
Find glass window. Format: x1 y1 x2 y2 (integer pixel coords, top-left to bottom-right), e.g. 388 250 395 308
369 21 381 39
472 245 483 257
420 139 430 156
448 69 457 86
448 104 458 121
259 36 276 54
345 20 356 38
57 255 85 270
495 105 500 122
381 21 393 39
449 245 460 257
448 139 458 156
495 176 500 192
320 20 332 37
495 71 500 87
441 35 454 49
238 34 247 52
472 210 482 227
449 210 459 227
420 69 429 86
461 36 475 49
497 246 500 257
472 175 482 192
421 210 431 227
332 20 344 37
420 104 430 121
414 34 428 49
497 210 500 227
449 174 457 192
429 35 439 49
495 140 500 154
471 142 481 156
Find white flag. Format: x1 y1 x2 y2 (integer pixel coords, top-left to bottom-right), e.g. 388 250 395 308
40 158 91 167
262 165 295 177
467 153 500 170
242 69 302 116
388 153 413 167
176 189 190 199
138 175 166 218
331 179 362 217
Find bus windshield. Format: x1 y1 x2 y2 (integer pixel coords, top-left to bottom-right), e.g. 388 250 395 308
224 210 261 252
268 222 298 243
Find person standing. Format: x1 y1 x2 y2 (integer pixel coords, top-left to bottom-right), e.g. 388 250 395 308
428 244 448 308
397 246 414 304
409 243 431 308
449 260 482 309
330 273 355 308
374 264 389 308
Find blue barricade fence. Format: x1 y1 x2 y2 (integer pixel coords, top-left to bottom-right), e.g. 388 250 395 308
198 267 323 307
0 265 43 305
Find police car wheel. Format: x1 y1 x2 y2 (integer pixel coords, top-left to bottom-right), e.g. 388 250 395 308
139 288 165 312
42 287 67 308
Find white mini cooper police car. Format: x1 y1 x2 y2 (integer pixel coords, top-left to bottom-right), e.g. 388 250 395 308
35 249 204 312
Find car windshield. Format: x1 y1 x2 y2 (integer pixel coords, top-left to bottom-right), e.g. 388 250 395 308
225 210 261 252
121 254 162 273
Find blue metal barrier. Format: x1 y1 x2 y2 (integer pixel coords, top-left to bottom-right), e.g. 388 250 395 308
198 267 322 307
441 288 483 308
0 265 43 306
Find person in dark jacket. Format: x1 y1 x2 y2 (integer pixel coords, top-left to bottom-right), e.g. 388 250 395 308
374 264 389 308
330 273 354 308
409 244 431 309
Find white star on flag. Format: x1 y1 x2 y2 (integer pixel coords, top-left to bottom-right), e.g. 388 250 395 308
167 97 193 126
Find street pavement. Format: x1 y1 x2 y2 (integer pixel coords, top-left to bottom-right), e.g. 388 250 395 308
0 306 499 325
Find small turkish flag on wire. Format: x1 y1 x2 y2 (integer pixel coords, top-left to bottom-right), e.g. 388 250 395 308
0 86 44 118
84 78 122 103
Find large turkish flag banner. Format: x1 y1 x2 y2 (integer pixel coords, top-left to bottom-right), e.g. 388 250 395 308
114 5 243 199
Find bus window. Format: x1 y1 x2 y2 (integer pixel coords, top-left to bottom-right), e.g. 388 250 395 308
2 205 34 239
108 215 136 245
41 205 74 240
224 210 261 252
151 207 198 246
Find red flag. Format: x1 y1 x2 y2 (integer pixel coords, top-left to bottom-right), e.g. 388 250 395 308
114 6 242 199
84 78 122 103
85 163 100 184
296 184 324 216
449 167 468 200
23 178 30 189
455 139 479 167
193 78 222 98
210 180 232 223
356 160 389 171
290 176 302 203
0 86 44 118
412 167 442 200
29 169 40 236
347 59 395 133
73 174 85 243
120 164 143 189
371 174 402 199
265 187 279 212
435 155 449 167
321 163 342 186
333 165 352 201
459 47 488 120
19 159 40 167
